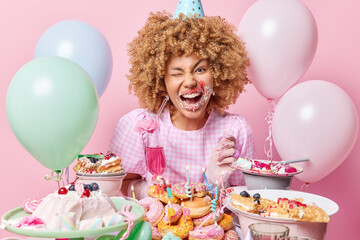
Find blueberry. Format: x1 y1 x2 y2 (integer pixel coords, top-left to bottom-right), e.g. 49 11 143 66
89 157 98 163
91 182 99 191
253 193 261 199
254 199 260 204
84 184 92 191
240 191 250 197
109 153 116 157
68 184 75 191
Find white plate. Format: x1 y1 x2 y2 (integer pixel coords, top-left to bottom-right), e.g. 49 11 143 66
225 187 339 218
236 159 303 177
76 170 127 177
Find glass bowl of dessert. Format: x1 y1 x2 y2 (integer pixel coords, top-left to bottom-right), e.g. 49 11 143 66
226 188 339 240
233 158 303 190
73 153 127 197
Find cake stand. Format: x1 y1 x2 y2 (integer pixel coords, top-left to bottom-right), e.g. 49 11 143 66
1 198 151 240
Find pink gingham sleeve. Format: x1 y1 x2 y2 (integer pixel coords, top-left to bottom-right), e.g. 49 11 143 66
108 109 147 177
228 115 256 186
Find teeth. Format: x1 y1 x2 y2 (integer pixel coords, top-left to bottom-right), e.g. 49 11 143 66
181 92 201 98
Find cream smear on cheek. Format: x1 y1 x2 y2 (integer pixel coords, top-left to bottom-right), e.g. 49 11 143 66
175 81 214 112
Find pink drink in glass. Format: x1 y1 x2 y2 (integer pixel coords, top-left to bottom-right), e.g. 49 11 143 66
146 147 166 176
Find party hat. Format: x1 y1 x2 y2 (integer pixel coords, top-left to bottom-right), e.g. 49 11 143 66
173 0 204 19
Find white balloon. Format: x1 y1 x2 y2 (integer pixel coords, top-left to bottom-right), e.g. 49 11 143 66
272 80 359 183
238 0 318 99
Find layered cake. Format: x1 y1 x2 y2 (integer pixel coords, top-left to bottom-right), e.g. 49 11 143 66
73 153 122 174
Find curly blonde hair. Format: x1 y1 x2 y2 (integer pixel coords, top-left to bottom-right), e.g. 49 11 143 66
127 11 250 114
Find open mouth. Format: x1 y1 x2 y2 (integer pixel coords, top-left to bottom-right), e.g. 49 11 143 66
180 91 203 105
176 87 213 112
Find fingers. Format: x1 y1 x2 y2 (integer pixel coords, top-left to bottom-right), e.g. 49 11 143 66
216 136 236 151
216 162 235 173
216 148 236 162
218 156 236 165
223 134 236 143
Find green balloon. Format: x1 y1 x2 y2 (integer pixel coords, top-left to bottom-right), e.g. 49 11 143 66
6 56 99 170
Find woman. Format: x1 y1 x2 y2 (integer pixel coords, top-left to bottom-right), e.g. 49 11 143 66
109 11 255 198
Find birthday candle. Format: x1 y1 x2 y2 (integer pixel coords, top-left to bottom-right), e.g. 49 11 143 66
156 176 161 194
220 171 225 208
185 165 192 201
167 201 175 227
181 202 191 219
186 165 190 184
214 181 218 202
203 167 214 198
166 179 173 199
202 167 208 184
221 171 225 189
131 185 136 202
212 181 219 225
160 183 165 194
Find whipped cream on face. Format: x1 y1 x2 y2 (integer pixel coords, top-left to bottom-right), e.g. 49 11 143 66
176 85 214 111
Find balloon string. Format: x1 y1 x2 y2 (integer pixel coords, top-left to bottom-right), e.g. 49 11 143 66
264 100 276 160
65 167 70 185
45 170 63 189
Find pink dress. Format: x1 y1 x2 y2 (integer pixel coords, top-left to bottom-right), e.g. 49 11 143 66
109 109 255 185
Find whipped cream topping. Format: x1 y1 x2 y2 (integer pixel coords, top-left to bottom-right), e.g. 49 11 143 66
231 200 251 211
100 156 120 166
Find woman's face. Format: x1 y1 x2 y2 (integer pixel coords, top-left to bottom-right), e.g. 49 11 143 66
164 54 214 130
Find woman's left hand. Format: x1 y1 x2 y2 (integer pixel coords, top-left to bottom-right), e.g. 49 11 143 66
206 134 237 185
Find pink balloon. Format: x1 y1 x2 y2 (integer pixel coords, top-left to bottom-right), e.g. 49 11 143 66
272 80 358 183
238 0 318 100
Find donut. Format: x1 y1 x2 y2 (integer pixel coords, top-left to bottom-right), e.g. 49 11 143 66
171 182 208 200
223 230 239 240
23 197 43 214
163 204 182 224
138 197 164 226
158 215 194 239
181 196 212 218
151 225 162 240
218 213 234 231
192 207 224 227
189 224 224 240
148 185 181 204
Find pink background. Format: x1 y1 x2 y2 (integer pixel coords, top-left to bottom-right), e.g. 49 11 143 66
0 0 359 239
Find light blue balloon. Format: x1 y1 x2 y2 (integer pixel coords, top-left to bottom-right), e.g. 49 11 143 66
34 20 112 97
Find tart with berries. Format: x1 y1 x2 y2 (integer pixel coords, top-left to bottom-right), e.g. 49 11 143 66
73 153 122 174
230 191 330 223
